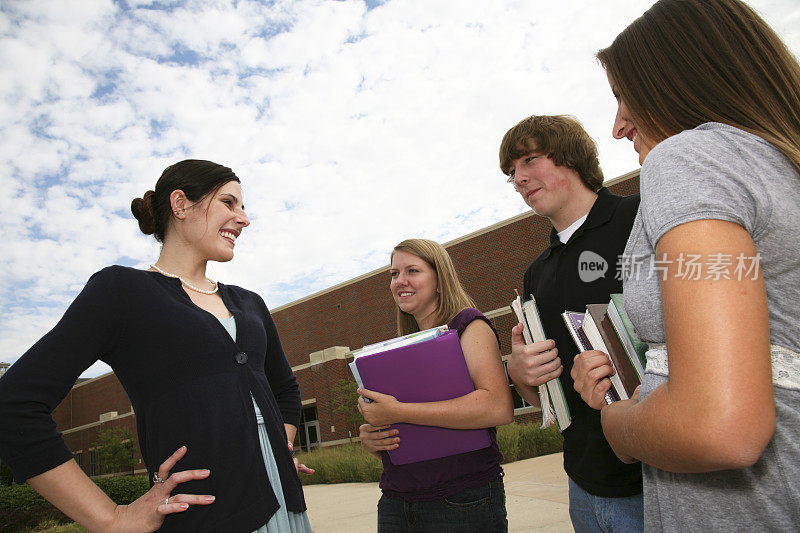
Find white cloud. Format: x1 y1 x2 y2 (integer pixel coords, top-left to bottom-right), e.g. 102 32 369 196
1 0 799 376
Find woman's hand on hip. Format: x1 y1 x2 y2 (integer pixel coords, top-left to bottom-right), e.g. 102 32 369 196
112 445 214 532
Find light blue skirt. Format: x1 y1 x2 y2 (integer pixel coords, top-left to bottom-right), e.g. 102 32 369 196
252 398 312 533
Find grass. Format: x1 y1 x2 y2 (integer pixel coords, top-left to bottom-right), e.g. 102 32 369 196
24 519 87 532
296 422 563 485
296 443 383 485
497 421 564 464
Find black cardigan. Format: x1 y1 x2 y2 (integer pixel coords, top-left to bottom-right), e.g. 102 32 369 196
0 266 305 532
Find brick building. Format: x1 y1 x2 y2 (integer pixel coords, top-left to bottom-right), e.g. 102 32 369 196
49 171 640 475
54 374 142 475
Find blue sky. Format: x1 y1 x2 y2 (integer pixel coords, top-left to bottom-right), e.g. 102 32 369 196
1 0 799 377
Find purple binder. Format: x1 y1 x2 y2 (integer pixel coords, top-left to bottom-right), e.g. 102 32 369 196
354 329 491 465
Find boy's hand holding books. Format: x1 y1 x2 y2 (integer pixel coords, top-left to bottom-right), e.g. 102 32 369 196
571 350 617 410
510 293 572 430
508 323 563 388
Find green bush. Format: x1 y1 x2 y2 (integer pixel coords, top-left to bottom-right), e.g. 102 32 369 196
496 424 520 463
1 462 14 486
0 483 68 533
34 522 89 533
0 475 148 533
498 422 563 463
517 422 564 459
296 444 382 485
93 476 149 505
31 518 87 532
295 423 563 485
95 427 136 476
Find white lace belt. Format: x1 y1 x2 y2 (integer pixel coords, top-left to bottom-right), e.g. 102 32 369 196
645 343 800 392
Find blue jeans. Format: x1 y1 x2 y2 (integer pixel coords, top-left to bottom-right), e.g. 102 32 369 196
377 476 508 532
568 478 643 533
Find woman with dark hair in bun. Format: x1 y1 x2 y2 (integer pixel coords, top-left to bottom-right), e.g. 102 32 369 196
0 160 313 532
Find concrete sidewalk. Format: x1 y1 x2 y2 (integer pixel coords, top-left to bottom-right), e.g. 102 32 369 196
303 452 572 532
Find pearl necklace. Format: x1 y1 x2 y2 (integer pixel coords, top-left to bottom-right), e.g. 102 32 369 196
150 264 218 295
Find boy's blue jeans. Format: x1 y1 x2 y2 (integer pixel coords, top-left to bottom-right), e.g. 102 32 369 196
568 477 643 533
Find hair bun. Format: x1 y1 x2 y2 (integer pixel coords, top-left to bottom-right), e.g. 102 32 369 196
130 190 156 235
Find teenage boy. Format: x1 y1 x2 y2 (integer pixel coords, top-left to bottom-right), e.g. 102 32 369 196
501 115 642 532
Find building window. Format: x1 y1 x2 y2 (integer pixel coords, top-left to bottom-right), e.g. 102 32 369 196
504 361 532 411
89 450 100 477
297 404 320 453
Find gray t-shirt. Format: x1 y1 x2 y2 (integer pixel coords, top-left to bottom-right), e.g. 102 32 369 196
622 122 800 531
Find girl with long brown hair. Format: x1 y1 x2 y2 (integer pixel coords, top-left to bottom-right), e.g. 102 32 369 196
572 0 800 530
358 238 513 532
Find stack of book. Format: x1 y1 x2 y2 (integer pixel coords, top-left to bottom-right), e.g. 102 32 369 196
349 327 491 465
562 294 647 404
511 293 571 431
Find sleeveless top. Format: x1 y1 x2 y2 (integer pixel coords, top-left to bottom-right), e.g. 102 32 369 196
380 308 504 501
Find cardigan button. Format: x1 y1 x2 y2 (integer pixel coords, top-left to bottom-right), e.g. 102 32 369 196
235 352 248 364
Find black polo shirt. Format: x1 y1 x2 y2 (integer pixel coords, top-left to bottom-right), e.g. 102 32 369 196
523 187 642 497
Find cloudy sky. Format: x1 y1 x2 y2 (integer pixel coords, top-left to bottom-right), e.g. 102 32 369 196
2 0 799 377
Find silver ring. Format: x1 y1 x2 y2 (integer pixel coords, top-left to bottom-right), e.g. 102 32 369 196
165 497 170 506
153 472 166 484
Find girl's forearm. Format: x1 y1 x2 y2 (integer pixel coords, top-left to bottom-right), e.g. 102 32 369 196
396 388 513 429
